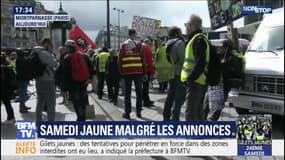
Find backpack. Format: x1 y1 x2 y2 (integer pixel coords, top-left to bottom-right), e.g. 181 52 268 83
21 48 47 80
166 39 180 64
69 53 90 82
205 43 223 86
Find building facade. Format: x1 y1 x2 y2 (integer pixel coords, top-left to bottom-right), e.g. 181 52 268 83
1 0 54 49
95 25 129 51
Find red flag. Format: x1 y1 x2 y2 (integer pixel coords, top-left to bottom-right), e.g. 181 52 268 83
69 26 96 54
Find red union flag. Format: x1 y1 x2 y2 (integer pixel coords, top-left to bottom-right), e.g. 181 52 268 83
69 25 96 54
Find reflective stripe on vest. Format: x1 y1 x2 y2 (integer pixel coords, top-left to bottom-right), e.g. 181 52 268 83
155 46 175 82
122 63 143 68
121 52 143 75
181 33 210 85
98 52 110 72
122 57 141 61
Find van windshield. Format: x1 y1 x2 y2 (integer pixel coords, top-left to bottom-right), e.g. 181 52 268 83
248 26 284 53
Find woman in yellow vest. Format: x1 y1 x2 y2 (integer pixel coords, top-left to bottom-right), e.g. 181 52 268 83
154 41 171 93
181 14 210 121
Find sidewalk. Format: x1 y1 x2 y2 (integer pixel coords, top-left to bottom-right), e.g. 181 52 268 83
1 83 112 139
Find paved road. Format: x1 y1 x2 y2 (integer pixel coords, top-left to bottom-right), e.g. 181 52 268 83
1 81 284 159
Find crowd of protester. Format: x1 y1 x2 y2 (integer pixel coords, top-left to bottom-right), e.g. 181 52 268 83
1 14 247 124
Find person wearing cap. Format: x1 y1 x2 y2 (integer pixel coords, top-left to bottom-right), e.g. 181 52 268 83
34 38 58 125
119 29 147 119
141 39 155 107
58 40 92 121
106 49 120 105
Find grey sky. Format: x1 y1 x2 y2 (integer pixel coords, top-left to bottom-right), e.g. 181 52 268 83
39 0 244 40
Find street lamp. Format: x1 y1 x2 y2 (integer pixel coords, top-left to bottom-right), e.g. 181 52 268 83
107 0 110 48
113 7 124 50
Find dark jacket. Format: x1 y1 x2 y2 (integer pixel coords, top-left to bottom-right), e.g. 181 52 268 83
223 50 245 80
16 55 29 81
1 65 17 99
106 55 121 81
186 30 207 83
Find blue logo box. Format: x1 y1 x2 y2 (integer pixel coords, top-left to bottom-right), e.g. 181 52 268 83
242 6 272 14
17 121 36 139
13 6 34 14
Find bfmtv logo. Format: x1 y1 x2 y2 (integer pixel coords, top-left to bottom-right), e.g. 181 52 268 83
17 121 36 139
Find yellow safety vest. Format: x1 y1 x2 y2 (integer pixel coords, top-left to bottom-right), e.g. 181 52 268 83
98 52 110 73
181 33 210 85
10 59 16 73
256 135 264 142
155 46 174 83
151 40 156 53
232 50 246 72
244 129 252 136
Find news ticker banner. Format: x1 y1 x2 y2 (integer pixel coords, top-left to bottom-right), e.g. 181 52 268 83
1 139 284 156
20 121 237 139
13 6 71 27
4 120 283 156
1 139 236 156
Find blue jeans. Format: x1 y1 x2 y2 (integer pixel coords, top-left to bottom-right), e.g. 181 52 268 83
163 76 186 121
124 74 143 114
18 80 29 111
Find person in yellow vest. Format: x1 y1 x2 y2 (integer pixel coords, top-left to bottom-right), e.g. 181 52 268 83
181 14 210 121
95 47 110 99
256 131 265 143
163 27 186 121
155 41 168 93
243 125 253 142
9 51 17 73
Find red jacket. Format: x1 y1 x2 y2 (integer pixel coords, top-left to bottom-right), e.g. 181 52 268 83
142 43 155 75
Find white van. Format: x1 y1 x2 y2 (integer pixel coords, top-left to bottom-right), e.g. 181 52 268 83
210 38 250 52
228 7 284 115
